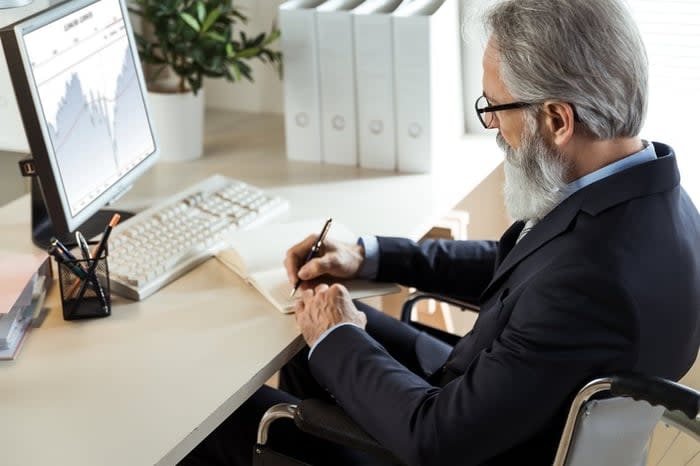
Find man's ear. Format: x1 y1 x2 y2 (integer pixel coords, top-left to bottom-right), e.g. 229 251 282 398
541 101 576 147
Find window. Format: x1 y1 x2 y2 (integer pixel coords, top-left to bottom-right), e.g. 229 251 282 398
630 0 700 202
460 0 700 202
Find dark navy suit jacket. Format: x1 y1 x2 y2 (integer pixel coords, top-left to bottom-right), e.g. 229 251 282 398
309 142 700 465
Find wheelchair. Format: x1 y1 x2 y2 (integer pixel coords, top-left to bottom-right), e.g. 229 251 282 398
253 293 700 466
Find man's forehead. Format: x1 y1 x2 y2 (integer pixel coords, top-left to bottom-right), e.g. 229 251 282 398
482 39 511 102
483 37 500 63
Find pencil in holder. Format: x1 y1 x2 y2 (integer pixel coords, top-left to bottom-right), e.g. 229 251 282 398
57 248 111 320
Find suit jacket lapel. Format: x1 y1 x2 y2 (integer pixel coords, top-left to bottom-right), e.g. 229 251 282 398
495 221 525 269
481 196 583 299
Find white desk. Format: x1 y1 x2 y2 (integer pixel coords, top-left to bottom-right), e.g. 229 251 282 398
0 110 501 465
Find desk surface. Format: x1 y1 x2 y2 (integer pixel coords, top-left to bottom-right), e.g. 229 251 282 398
0 110 500 465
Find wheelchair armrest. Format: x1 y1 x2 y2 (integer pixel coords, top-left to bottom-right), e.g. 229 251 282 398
255 401 403 464
610 374 700 420
400 293 479 345
399 292 480 324
554 373 700 466
294 399 404 464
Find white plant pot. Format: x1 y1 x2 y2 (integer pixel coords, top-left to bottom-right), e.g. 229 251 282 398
147 89 205 162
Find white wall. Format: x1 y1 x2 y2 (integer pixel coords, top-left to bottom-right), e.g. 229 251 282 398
0 0 54 153
204 0 285 114
630 0 700 204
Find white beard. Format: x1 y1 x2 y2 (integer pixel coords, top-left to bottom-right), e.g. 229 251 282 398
498 118 570 222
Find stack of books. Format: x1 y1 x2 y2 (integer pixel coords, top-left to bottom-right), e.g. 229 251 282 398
0 256 52 360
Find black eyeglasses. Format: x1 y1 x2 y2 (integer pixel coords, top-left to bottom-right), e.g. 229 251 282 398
475 95 534 129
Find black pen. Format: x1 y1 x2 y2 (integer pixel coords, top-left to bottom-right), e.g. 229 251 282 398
73 214 121 312
289 218 333 299
50 237 80 262
48 244 87 279
73 230 107 304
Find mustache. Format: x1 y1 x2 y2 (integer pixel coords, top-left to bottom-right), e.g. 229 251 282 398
496 132 507 151
496 132 519 165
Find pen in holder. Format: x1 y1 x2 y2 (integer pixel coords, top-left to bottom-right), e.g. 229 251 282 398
56 241 111 320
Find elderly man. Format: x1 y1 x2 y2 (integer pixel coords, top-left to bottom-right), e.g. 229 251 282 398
183 0 700 464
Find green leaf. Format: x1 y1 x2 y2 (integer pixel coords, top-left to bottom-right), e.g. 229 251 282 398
205 31 227 43
229 62 241 81
236 47 261 59
179 12 200 32
262 29 280 46
196 1 205 23
250 33 265 47
136 2 282 93
190 47 205 65
236 60 252 80
201 7 221 33
231 9 247 23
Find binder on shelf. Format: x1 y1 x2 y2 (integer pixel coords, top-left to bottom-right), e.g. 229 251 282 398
279 0 328 163
316 0 365 166
392 0 464 173
352 0 406 171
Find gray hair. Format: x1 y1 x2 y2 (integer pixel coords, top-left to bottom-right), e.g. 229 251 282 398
484 0 648 139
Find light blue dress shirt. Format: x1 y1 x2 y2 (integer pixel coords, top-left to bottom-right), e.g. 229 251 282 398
308 142 658 358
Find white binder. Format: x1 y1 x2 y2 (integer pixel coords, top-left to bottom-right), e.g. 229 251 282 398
392 0 464 173
279 0 328 162
316 0 365 166
352 0 406 171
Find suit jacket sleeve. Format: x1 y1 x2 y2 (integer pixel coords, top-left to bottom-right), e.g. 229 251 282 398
375 236 499 303
308 261 637 466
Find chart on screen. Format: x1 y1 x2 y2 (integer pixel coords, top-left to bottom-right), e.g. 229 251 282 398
22 1 154 216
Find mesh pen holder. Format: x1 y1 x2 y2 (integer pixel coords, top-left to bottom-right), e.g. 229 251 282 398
57 248 111 320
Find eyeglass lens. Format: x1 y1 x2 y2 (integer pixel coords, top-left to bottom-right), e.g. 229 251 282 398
476 95 493 128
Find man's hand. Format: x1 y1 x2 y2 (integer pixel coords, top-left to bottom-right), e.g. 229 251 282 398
294 283 367 347
284 236 365 287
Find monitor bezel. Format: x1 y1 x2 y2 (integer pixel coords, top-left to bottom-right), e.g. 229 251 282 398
0 0 159 234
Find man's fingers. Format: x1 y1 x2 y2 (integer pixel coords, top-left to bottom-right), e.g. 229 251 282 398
293 296 304 313
300 288 314 306
285 234 320 284
299 254 337 280
314 283 329 293
284 254 298 285
298 258 319 280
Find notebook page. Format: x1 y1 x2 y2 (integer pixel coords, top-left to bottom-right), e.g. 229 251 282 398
221 218 357 276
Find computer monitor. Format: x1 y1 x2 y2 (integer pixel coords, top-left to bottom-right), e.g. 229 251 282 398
1 0 158 248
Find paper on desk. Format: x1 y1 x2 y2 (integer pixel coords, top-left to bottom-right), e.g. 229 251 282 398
217 218 399 313
0 252 47 314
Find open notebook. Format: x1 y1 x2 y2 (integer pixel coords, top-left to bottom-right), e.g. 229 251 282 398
216 219 399 313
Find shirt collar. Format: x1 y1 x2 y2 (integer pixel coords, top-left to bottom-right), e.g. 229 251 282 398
561 141 657 200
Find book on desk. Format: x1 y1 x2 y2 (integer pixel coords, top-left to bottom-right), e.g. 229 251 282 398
216 219 399 313
0 256 52 360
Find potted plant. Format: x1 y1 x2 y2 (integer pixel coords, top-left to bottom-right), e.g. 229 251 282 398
128 0 282 161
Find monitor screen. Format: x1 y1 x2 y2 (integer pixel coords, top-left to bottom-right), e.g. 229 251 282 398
1 0 158 238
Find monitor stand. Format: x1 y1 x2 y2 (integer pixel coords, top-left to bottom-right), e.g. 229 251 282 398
29 176 133 250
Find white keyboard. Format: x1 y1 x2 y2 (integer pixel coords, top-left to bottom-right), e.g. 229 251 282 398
105 175 289 300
